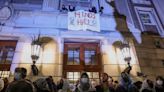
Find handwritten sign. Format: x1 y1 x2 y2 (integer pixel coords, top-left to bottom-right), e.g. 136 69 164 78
68 10 100 32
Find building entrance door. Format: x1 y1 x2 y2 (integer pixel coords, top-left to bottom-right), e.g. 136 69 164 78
63 43 102 84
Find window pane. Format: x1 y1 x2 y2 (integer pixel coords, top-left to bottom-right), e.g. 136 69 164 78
67 48 80 65
0 47 3 55
93 72 99 78
67 72 80 84
67 72 73 78
5 47 15 64
0 71 10 78
74 72 80 79
87 72 92 78
86 72 100 82
7 48 15 57
85 49 97 65
0 47 5 63
140 13 151 24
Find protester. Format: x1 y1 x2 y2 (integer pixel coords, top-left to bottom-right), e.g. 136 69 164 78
6 67 35 92
0 78 4 92
132 81 143 92
91 79 97 91
3 67 164 92
57 78 64 91
113 80 119 90
141 79 155 92
96 73 115 92
13 67 27 81
33 78 50 92
115 72 134 92
1 77 9 92
46 76 57 92
6 80 35 92
75 72 95 92
155 76 164 92
108 76 115 92
57 78 71 92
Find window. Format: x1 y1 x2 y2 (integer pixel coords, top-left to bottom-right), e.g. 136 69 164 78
67 48 80 65
66 72 99 85
136 9 162 34
0 40 17 78
139 13 151 24
135 6 164 35
0 46 15 64
85 49 97 65
87 72 99 82
67 72 80 84
0 71 10 78
63 43 102 83
138 11 155 25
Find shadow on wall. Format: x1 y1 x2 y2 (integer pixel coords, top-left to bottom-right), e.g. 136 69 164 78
108 1 138 43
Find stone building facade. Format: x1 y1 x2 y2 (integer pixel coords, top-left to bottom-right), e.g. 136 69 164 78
0 0 163 83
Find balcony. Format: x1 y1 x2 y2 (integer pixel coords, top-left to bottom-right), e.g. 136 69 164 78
13 11 117 31
131 0 151 5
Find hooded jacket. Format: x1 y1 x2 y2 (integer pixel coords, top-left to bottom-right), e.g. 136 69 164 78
0 78 4 91
140 79 155 92
115 72 135 92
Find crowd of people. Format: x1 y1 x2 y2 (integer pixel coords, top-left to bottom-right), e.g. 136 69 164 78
0 67 164 92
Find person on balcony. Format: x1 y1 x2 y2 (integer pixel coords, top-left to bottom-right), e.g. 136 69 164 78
99 6 104 14
89 7 97 13
69 5 75 12
61 4 68 12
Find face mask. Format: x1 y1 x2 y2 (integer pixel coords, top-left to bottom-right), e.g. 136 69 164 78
14 73 22 80
81 78 88 83
157 80 163 85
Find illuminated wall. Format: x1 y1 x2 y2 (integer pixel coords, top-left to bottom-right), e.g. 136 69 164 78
101 40 141 80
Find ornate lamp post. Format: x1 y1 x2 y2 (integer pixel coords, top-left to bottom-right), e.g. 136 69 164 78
120 41 131 67
31 35 42 76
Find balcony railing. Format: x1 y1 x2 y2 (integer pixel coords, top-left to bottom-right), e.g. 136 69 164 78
131 0 151 5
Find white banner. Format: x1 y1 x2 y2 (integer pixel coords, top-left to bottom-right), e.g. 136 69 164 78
68 10 100 32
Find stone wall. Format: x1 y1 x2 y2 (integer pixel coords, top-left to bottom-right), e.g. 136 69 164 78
134 34 164 80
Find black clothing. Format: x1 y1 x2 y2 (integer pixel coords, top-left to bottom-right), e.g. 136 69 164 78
142 89 153 92
155 86 164 92
6 79 35 92
96 85 115 92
